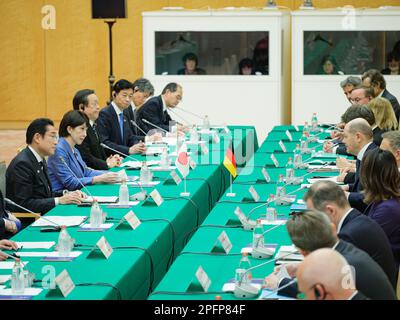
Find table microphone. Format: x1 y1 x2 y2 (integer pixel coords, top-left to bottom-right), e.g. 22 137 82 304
142 119 169 134
100 143 144 163
130 120 148 136
58 156 95 200
233 251 295 298
252 221 288 259
4 198 61 232
174 107 206 120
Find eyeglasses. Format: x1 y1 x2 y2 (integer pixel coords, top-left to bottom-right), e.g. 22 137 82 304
46 134 59 141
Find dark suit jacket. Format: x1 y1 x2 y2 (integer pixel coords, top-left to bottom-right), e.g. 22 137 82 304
5 147 55 214
339 209 398 288
382 89 400 122
75 121 108 170
137 95 174 133
348 142 378 212
365 198 400 268
278 240 397 300
123 105 146 140
97 104 141 156
336 127 384 156
351 291 369 300
0 190 9 239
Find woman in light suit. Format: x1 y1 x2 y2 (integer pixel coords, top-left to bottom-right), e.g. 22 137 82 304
48 110 119 193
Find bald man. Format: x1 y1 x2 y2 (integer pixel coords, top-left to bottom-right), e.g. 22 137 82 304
297 248 368 300
341 118 378 212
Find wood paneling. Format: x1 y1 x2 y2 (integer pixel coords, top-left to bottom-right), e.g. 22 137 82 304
1 0 400 128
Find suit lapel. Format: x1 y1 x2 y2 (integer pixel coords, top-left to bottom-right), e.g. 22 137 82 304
25 148 52 196
110 105 124 144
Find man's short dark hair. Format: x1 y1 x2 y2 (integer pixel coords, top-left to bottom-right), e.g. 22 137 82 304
132 78 154 96
112 79 133 94
26 118 54 144
303 181 349 211
340 76 361 88
59 110 88 138
340 104 375 125
162 82 181 95
182 52 198 65
72 89 95 110
362 69 386 90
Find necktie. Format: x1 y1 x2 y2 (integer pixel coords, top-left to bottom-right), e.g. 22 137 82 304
92 123 99 141
40 160 52 194
119 113 124 140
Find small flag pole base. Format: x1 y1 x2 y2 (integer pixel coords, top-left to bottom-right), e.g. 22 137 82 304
226 192 236 197
180 192 191 197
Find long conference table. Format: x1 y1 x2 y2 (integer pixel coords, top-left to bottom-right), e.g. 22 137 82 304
0 126 258 300
148 125 349 300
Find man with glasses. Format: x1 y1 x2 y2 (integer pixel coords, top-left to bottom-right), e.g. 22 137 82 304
124 78 155 137
349 86 374 105
362 69 400 121
97 79 147 156
6 118 83 214
138 82 188 133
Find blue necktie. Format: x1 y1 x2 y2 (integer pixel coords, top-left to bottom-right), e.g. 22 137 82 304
119 113 124 140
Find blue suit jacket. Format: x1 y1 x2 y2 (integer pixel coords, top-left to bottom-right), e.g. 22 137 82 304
137 95 174 133
348 142 378 212
47 137 104 192
365 198 400 268
97 104 141 156
339 209 398 289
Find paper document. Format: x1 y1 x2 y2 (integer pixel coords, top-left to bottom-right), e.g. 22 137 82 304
0 275 11 284
0 261 29 269
82 196 118 203
31 216 87 227
80 223 113 230
308 176 342 184
16 251 82 258
149 166 176 172
16 242 55 249
0 288 42 296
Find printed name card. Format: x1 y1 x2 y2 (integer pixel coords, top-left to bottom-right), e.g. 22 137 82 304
285 130 293 142
279 140 287 153
248 186 260 202
217 231 232 254
189 158 197 170
149 189 164 207
55 270 75 298
196 266 211 292
170 171 182 185
270 154 279 168
116 210 141 230
96 236 113 259
212 132 220 144
234 206 246 224
200 143 209 155
261 168 271 183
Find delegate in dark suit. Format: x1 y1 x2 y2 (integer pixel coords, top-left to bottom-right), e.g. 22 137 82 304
123 105 146 140
6 147 57 214
382 89 400 121
97 104 142 156
0 190 9 239
336 127 384 156
278 240 397 300
365 198 400 268
137 95 174 133
338 208 398 289
348 143 378 212
75 120 108 170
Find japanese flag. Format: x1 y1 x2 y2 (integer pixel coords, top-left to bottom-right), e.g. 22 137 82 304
175 143 190 178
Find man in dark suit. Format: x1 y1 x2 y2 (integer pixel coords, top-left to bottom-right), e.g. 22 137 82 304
72 89 122 170
97 79 146 156
124 78 154 137
138 82 187 134
297 248 369 300
380 130 400 168
304 180 398 289
362 69 400 121
263 210 397 300
341 118 378 212
5 118 83 214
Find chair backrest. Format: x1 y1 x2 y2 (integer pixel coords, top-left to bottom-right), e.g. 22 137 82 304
0 161 6 197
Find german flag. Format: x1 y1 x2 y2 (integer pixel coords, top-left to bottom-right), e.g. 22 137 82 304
223 147 237 178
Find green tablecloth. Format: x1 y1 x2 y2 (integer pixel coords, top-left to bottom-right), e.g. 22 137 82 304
149 125 345 300
2 126 256 300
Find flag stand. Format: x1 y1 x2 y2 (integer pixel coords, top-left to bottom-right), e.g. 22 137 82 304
181 177 190 197
226 175 236 197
